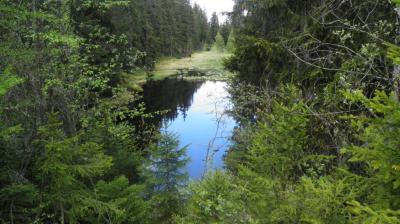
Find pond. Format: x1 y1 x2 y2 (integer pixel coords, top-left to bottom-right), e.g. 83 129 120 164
142 79 235 179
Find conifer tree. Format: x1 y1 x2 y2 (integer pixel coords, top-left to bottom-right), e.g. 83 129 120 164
340 44 400 222
208 12 220 44
213 32 226 52
219 21 232 44
226 30 236 53
147 130 189 223
175 171 248 223
34 114 113 223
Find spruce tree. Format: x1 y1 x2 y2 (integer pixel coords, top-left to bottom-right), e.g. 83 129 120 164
147 130 189 223
175 172 248 223
219 21 232 44
213 32 226 52
226 30 236 53
208 12 220 45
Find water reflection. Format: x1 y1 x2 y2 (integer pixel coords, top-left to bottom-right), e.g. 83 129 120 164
142 79 235 179
143 79 203 121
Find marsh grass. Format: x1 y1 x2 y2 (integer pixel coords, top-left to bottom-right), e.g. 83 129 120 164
153 50 233 80
122 50 233 91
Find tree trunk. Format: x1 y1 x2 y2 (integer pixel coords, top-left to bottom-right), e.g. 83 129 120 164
395 7 400 99
10 200 14 224
60 202 65 224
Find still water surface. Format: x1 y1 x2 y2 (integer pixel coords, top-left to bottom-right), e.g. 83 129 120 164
143 79 235 179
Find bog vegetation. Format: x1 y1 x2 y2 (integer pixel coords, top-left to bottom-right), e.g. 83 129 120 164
1 0 400 223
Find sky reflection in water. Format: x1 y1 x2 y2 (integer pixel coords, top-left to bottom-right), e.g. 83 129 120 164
165 81 235 179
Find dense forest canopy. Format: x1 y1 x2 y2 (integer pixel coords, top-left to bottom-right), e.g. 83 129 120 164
1 0 400 223
0 0 211 223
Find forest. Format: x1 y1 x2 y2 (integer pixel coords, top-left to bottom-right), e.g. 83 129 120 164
1 0 400 223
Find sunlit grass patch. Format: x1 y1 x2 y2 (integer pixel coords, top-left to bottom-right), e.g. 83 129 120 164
153 50 233 79
122 50 233 88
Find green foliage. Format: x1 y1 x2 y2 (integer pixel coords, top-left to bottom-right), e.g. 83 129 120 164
0 66 23 97
242 85 310 182
0 0 152 222
228 85 339 222
281 177 354 224
213 32 226 52
225 35 289 84
34 114 113 222
347 200 400 224
219 22 232 44
341 90 400 222
2 0 400 223
226 30 236 53
208 12 220 44
0 76 22 97
93 176 149 223
0 184 38 223
387 43 400 65
217 1 400 223
146 130 189 223
227 0 397 89
176 171 249 224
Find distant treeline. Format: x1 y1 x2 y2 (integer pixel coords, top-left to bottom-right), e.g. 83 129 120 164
71 0 213 70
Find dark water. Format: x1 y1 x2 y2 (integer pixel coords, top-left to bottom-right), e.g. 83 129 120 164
143 79 235 179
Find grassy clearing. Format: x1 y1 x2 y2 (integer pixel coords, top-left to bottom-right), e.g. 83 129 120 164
121 50 233 91
152 50 233 80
